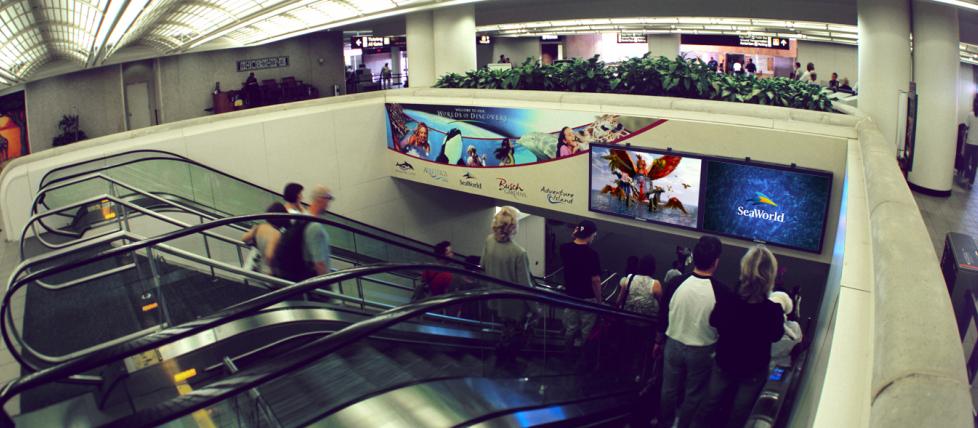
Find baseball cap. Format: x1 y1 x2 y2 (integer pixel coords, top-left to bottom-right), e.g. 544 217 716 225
572 220 597 239
769 291 793 315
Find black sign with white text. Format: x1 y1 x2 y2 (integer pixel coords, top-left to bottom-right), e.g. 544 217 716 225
680 34 790 50
237 56 289 72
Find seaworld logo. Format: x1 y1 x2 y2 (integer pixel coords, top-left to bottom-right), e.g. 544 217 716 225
460 172 482 189
394 161 416 175
738 193 784 222
425 167 448 182
496 178 527 199
541 186 574 205
747 192 778 207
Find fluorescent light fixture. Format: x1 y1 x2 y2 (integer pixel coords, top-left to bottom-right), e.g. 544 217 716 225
930 0 978 11
89 0 128 64
105 0 152 49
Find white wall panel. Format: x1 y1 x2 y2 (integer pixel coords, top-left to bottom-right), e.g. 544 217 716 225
184 121 270 187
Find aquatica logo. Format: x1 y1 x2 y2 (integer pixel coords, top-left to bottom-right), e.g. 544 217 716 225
424 167 448 182
541 186 574 205
460 172 482 189
394 161 416 175
737 192 785 222
496 178 527 199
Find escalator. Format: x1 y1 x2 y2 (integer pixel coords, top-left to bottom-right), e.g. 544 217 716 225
2 150 804 426
2 265 655 427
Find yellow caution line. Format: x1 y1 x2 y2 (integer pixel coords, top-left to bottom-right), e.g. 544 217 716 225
173 369 216 428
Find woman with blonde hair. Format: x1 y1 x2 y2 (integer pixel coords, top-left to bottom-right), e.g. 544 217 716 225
481 206 534 367
694 245 785 428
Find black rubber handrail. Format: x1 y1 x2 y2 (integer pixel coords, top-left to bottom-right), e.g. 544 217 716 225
2 213 480 372
34 150 452 258
107 282 653 428
0 263 653 426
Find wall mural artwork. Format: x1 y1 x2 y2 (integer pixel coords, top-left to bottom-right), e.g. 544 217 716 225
385 103 665 167
0 91 29 163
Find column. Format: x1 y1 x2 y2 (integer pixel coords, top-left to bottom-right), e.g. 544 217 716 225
908 0 959 195
647 34 681 58
390 46 402 86
857 0 912 153
406 11 435 87
432 4 476 79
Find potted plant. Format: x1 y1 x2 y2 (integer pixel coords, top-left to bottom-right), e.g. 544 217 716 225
52 114 87 147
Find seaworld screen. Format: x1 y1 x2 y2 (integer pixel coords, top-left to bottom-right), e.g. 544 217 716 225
701 160 832 253
589 144 703 229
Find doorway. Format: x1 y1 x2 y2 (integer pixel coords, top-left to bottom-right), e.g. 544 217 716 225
125 82 152 130
542 44 558 65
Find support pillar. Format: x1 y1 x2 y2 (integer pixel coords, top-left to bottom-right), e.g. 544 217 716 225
406 11 435 87
908 0 959 195
390 46 402 86
647 34 681 59
857 0 912 153
432 4 476 80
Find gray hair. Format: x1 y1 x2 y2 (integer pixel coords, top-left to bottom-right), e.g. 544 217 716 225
738 245 778 302
491 206 520 242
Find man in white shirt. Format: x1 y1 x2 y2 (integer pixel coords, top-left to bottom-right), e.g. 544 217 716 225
657 235 729 428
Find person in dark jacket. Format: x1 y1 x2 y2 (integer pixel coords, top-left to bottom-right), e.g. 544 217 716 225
693 245 784 428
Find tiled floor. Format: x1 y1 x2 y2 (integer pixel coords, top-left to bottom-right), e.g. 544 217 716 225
912 178 978 257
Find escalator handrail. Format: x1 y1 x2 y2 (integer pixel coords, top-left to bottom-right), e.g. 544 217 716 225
34 150 455 259
98 281 656 428
30 172 254 238
3 212 540 369
0 263 654 425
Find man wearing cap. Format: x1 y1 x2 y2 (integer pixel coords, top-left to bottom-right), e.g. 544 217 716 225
305 185 334 276
560 220 603 348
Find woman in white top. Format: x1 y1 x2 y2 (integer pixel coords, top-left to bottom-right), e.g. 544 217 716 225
618 255 663 317
242 202 290 274
965 102 978 188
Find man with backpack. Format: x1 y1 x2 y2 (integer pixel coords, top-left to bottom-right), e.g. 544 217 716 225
273 185 334 282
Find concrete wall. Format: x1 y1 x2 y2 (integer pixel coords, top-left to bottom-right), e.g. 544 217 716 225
492 38 541 65
158 31 345 123
25 65 126 153
797 40 858 85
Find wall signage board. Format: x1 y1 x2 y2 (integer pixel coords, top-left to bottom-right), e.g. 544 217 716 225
385 102 835 254
237 56 289 72
617 33 648 43
350 36 407 54
540 35 564 41
680 34 790 50
589 144 832 253
477 35 492 45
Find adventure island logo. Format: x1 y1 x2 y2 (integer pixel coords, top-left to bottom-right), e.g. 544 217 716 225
394 161 416 175
738 192 785 222
425 166 448 182
541 186 574 205
460 172 482 189
496 178 527 199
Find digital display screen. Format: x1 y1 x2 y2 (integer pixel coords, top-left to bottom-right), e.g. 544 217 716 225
589 145 702 229
701 160 832 253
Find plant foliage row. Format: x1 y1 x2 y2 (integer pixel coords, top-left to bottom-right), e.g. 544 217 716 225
434 54 833 112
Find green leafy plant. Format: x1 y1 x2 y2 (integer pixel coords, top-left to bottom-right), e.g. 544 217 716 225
52 114 87 147
435 54 834 112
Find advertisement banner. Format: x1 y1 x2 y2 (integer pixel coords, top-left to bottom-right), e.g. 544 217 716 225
385 102 833 254
701 160 832 252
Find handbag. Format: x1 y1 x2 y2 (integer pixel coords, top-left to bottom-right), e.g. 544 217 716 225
588 275 635 341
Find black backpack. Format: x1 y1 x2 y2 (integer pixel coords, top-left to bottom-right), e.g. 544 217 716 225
273 221 317 282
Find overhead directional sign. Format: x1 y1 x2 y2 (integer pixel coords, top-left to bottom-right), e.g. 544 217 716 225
681 34 791 50
349 36 407 53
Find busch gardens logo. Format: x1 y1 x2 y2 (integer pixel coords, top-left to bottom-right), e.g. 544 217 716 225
737 192 785 223
424 166 448 182
541 186 574 205
460 172 482 189
496 178 527 199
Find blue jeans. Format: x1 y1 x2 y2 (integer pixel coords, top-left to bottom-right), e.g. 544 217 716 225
693 365 767 428
660 338 715 428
